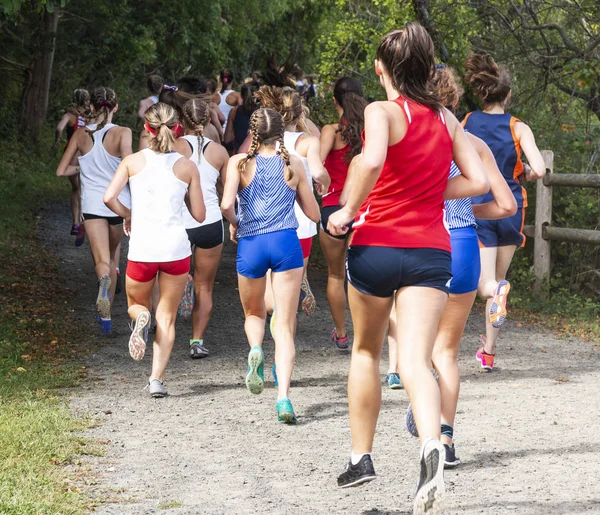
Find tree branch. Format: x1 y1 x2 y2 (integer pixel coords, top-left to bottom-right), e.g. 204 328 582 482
0 56 28 70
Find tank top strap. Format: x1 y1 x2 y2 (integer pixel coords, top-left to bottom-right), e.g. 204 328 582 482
283 131 304 154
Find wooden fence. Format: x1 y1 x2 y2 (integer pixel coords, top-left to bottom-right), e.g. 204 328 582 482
522 150 600 295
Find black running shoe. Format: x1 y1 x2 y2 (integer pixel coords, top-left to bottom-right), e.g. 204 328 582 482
413 439 445 514
337 454 376 488
443 443 461 469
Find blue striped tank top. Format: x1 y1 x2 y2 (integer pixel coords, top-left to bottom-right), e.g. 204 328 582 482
445 161 476 229
237 154 298 239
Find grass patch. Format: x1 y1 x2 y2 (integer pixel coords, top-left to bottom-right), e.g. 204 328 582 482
158 500 184 510
0 131 94 514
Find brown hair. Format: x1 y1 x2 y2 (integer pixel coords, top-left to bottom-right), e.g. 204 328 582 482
182 98 211 163
219 69 234 93
238 108 293 181
145 102 178 153
431 66 464 112
67 88 90 117
254 85 308 133
147 75 164 95
375 22 442 112
333 77 368 162
86 87 117 137
464 54 511 105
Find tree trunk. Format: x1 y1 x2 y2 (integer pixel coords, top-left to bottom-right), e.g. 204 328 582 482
20 6 59 139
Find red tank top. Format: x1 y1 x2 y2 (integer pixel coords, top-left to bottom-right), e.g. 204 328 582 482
322 144 350 207
350 97 452 252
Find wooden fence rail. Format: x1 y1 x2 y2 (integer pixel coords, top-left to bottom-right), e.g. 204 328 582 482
521 150 600 295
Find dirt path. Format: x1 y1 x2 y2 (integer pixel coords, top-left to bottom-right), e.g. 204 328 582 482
42 203 600 515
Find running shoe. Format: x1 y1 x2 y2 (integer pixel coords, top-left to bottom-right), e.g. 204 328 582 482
331 329 349 352
147 378 167 398
443 444 461 469
405 403 419 438
190 339 209 359
75 223 86 247
97 316 112 334
299 277 316 315
245 346 264 395
269 307 276 340
386 372 403 390
96 275 111 320
70 224 78 236
337 454 377 488
413 438 445 515
489 279 511 328
272 363 278 388
475 335 495 371
177 274 194 319
115 268 122 295
128 310 151 361
276 397 297 424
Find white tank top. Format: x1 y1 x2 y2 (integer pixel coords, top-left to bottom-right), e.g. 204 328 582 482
128 149 192 263
78 123 131 216
284 131 317 239
219 90 235 129
181 135 222 229
149 95 159 104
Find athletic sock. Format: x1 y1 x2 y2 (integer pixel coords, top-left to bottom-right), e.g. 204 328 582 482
441 423 454 440
351 452 371 465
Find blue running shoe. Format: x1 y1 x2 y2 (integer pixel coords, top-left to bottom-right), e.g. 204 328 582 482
276 397 297 424
246 346 264 395
386 373 403 390
405 403 419 437
97 316 112 334
272 364 278 388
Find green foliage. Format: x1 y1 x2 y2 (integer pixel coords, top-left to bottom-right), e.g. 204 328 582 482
0 131 92 514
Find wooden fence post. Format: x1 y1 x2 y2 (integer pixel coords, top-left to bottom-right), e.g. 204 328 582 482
533 150 554 294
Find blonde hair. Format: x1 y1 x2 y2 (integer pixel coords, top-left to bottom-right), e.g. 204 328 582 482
238 108 293 181
182 98 211 164
254 85 309 133
145 102 178 153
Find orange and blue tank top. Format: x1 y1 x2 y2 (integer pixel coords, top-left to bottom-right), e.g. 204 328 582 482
350 96 452 252
463 111 526 207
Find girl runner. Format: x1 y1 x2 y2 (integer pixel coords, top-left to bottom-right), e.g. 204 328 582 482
103 102 205 397
138 75 163 119
402 66 517 469
54 88 90 245
463 54 546 370
173 98 229 358
221 108 320 423
217 69 241 130
327 23 488 513
319 77 368 350
223 80 260 154
57 87 132 333
254 85 330 316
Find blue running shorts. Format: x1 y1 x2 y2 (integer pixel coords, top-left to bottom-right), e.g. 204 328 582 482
449 226 481 295
237 229 304 279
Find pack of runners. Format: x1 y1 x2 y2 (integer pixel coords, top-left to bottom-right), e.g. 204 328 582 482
54 22 545 515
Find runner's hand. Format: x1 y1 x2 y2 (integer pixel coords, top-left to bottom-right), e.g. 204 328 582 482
229 224 238 244
327 207 353 236
123 217 131 236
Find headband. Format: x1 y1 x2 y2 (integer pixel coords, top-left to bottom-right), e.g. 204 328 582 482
98 101 114 109
163 85 178 91
144 121 183 136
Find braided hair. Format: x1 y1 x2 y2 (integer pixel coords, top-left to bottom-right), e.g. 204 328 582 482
86 87 117 137
182 98 211 164
238 108 292 181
